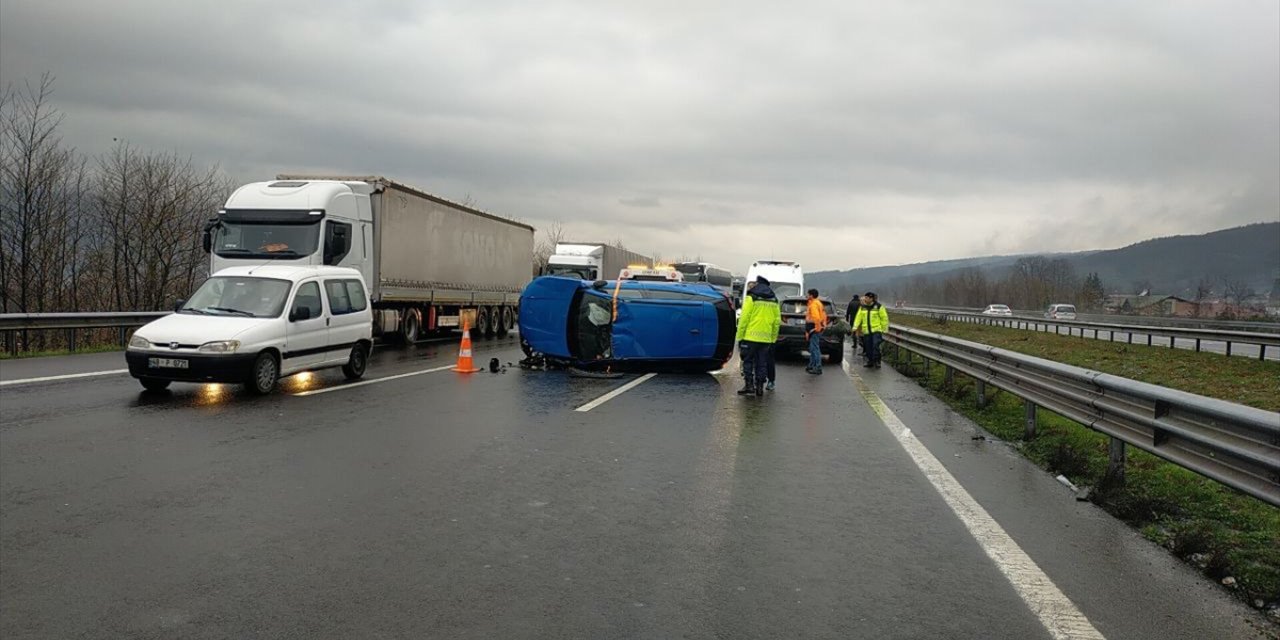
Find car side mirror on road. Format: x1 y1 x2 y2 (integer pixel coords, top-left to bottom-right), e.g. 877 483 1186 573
290 307 311 322
174 299 186 312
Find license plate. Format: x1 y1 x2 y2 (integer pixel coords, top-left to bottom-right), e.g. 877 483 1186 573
148 357 189 369
787 318 806 326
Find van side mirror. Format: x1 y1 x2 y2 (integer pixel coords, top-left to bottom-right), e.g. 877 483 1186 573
290 307 312 322
202 230 212 253
174 299 186 312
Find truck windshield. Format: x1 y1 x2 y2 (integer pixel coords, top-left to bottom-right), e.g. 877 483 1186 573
215 222 320 258
180 276 293 318
546 265 597 280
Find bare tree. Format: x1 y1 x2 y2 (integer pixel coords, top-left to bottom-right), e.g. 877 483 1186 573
0 73 80 315
1193 278 1213 317
1221 277 1253 307
533 220 565 275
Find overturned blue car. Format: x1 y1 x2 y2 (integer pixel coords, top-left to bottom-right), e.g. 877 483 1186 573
518 276 736 372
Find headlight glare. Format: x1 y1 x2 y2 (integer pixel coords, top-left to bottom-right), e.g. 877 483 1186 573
198 340 240 353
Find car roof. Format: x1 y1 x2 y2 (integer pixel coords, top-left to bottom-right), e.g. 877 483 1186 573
211 265 362 282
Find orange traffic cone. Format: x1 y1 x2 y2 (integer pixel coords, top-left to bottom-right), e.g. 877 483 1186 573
453 319 481 373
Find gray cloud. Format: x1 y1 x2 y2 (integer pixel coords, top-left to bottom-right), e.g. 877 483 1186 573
2 0 1276 272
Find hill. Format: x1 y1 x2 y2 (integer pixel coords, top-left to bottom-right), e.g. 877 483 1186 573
809 222 1279 299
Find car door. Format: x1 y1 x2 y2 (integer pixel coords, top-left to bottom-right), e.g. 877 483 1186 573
519 276 587 358
284 280 328 373
612 289 710 360
322 278 369 364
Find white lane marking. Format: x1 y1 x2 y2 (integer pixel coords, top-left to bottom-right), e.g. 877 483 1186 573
574 373 657 412
844 363 1105 640
294 365 455 396
0 369 129 387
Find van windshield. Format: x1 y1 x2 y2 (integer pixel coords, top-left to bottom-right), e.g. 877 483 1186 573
181 277 293 318
771 282 803 299
546 265 597 280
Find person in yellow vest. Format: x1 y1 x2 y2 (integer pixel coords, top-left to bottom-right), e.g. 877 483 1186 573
735 277 781 396
805 288 829 374
853 291 889 368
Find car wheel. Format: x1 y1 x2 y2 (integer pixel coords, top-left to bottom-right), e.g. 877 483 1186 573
246 352 279 395
342 343 369 380
140 378 171 392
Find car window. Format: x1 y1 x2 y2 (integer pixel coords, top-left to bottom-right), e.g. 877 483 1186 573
643 289 706 301
325 280 353 315
346 279 368 311
614 288 644 299
292 282 323 319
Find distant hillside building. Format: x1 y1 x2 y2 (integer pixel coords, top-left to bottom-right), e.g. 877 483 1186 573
1106 294 1198 317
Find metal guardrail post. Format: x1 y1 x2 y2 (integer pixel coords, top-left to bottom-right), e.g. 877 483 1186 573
976 380 987 408
1024 401 1037 439
1106 438 1126 487
944 365 955 387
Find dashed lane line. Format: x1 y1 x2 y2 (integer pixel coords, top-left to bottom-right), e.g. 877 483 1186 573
844 362 1106 640
574 373 657 412
294 365 456 396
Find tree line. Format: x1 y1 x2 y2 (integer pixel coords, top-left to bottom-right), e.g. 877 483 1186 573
1 74 230 317
833 256 1109 311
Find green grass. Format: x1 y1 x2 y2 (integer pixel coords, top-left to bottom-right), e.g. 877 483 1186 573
894 314 1280 412
889 314 1280 612
0 344 123 360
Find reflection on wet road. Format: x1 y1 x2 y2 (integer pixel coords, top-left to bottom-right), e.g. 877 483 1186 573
0 340 1269 639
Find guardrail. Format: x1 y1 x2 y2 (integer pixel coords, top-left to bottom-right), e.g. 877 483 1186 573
903 304 1280 333
883 325 1280 507
0 312 168 355
896 308 1280 360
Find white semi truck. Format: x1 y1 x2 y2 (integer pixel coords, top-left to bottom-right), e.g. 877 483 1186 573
544 243 652 281
203 176 534 342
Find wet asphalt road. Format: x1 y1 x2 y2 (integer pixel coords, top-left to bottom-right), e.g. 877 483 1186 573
0 339 1272 639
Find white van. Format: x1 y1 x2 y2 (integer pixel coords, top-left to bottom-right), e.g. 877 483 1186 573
126 265 373 394
744 260 804 299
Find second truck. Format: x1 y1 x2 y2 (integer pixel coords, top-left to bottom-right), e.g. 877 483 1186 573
203 175 535 343
543 242 652 281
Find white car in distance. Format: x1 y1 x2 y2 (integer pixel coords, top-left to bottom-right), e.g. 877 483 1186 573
982 304 1013 316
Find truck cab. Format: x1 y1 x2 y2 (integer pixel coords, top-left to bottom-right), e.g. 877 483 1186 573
544 243 606 280
205 180 374 289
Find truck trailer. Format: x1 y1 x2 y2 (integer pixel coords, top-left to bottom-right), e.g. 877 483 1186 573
544 243 652 281
203 176 534 342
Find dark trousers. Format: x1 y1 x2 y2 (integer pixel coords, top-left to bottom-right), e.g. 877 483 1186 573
742 342 770 386
766 344 776 382
861 332 884 364
741 343 776 383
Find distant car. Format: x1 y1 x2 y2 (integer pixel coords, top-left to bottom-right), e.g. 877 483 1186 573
518 276 735 372
982 304 1013 316
1044 303 1078 320
776 297 844 364
125 265 373 394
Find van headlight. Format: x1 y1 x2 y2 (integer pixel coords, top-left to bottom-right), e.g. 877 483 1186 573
198 340 241 353
128 335 151 350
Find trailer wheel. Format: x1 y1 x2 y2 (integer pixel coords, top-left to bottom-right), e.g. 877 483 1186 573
475 307 491 337
487 306 502 336
497 306 513 336
402 310 420 343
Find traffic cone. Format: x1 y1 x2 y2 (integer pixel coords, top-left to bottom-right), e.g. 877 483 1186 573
453 319 481 373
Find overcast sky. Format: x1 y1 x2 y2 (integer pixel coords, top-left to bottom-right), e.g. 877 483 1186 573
2 0 1277 272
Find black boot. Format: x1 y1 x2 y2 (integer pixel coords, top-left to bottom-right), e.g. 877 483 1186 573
755 381 765 397
738 379 755 395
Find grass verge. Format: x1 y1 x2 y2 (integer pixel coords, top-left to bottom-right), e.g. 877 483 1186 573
889 314 1280 615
